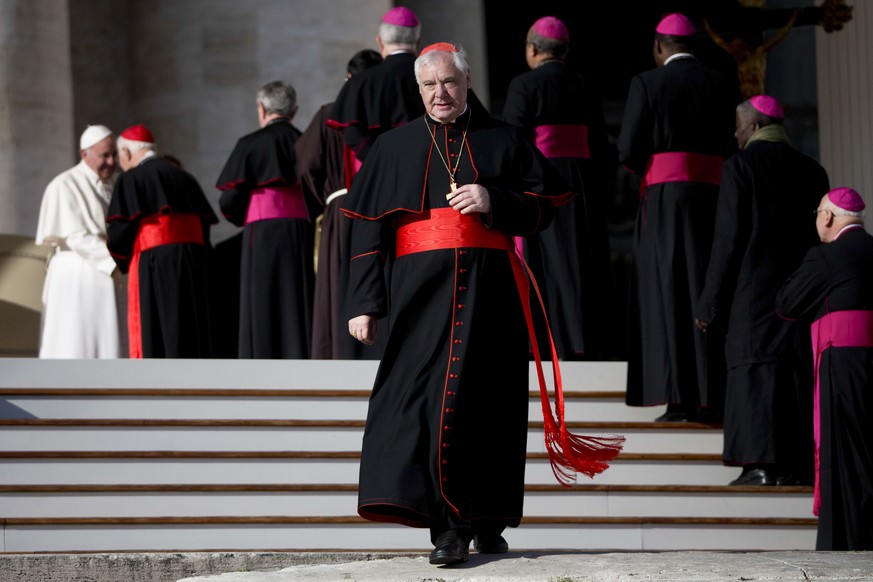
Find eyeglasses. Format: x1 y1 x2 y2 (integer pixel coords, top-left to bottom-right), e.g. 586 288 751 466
813 208 829 216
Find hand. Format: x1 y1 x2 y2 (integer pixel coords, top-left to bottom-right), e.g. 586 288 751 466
349 314 377 345
695 318 709 333
446 183 491 215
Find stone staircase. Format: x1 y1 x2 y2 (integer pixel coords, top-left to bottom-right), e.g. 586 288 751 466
0 358 816 553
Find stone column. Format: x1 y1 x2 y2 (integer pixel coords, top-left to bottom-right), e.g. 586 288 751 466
0 0 74 236
816 2 873 212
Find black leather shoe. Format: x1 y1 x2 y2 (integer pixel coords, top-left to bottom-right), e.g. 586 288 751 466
729 468 777 486
654 410 691 422
474 533 508 554
429 529 470 565
776 472 813 486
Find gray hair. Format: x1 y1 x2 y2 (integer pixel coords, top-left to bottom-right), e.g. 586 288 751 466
117 136 156 155
737 99 783 127
528 30 569 59
378 20 421 46
257 81 297 116
414 44 470 85
823 198 865 218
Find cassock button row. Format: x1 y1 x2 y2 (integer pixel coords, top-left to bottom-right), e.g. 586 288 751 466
459 250 467 255
445 408 453 413
455 321 464 327
457 304 465 309
449 373 457 379
454 339 462 344
452 356 460 362
447 390 454 395
458 286 467 291
459 268 468 274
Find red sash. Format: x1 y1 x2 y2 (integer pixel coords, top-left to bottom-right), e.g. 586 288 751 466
128 213 204 359
809 309 873 515
641 152 723 197
245 185 308 224
395 208 624 488
533 124 590 159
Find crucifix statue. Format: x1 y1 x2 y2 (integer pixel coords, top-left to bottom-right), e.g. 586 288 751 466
703 0 853 99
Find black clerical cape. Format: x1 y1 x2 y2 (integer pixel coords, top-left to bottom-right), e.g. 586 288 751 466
503 60 615 359
777 227 873 551
107 155 218 358
327 52 423 164
217 119 317 359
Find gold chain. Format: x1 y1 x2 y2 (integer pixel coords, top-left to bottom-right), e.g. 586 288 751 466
424 110 470 191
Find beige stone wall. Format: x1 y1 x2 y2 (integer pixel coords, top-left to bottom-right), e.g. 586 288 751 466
816 1 873 214
0 0 74 236
5 0 488 243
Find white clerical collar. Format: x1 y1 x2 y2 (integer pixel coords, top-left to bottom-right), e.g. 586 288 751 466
834 223 865 239
664 53 695 65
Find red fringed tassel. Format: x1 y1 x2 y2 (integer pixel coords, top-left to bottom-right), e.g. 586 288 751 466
543 415 626 487
508 251 626 488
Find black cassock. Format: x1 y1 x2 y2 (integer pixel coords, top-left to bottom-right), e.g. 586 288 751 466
342 109 571 530
107 155 217 358
618 55 739 412
502 60 615 360
695 139 829 475
327 52 424 163
777 227 873 551
217 118 319 359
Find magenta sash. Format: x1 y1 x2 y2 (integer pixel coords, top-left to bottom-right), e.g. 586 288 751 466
642 152 723 195
809 309 873 515
245 185 308 224
533 124 590 159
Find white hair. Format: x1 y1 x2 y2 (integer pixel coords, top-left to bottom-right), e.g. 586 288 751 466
414 45 470 85
378 20 420 46
823 198 864 218
117 136 156 155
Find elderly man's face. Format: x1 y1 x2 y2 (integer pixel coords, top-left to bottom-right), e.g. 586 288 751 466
419 53 469 124
734 108 758 150
81 136 118 181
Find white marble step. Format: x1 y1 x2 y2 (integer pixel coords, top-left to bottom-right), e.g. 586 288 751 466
0 487 814 519
0 359 629 392
0 521 816 553
0 394 662 422
0 424 722 455
0 456 739 486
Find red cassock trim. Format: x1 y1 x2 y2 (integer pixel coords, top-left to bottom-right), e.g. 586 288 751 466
809 309 873 516
394 208 624 491
127 213 204 359
245 185 308 224
533 124 590 159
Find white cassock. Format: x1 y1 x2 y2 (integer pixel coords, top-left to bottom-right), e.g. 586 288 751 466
35 160 126 358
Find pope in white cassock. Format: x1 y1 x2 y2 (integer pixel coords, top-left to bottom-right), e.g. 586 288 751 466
35 125 126 358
